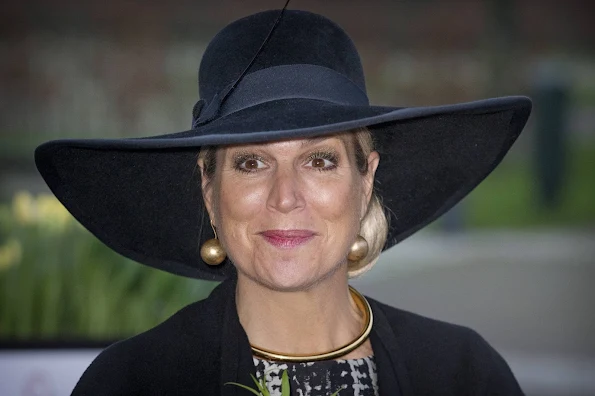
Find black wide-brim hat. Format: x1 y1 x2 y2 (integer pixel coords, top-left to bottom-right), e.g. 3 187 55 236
35 9 531 281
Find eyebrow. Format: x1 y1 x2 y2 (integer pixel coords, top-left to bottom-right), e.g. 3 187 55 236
300 136 332 147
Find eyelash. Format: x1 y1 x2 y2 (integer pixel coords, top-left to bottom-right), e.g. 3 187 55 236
232 150 339 173
305 150 339 171
233 153 265 173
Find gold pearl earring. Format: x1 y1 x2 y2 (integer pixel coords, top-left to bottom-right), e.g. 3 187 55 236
200 221 226 266
347 235 368 262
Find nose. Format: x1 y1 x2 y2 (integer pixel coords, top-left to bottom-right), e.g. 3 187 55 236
266 166 305 213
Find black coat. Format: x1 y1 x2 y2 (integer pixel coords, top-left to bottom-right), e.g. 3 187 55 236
72 278 524 395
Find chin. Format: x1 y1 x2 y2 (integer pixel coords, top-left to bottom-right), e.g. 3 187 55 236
232 243 346 292
260 260 317 291
254 257 342 292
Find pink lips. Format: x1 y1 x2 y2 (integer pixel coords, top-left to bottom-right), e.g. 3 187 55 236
259 229 316 249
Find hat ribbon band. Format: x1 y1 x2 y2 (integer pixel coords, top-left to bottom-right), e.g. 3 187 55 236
192 64 369 128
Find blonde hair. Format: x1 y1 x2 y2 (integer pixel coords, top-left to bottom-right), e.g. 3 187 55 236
198 127 389 278
347 127 389 277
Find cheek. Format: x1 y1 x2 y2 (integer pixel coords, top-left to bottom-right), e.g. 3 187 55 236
305 175 362 230
218 182 262 217
213 177 265 247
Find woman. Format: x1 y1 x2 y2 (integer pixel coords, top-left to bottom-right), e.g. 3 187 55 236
35 7 531 396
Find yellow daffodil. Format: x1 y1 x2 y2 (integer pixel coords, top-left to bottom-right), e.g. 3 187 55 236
10 191 72 232
0 238 22 271
36 194 72 232
12 191 35 225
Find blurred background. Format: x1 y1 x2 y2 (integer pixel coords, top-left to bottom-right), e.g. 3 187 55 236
0 0 594 395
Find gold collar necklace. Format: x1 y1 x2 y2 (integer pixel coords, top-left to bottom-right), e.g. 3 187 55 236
250 286 373 362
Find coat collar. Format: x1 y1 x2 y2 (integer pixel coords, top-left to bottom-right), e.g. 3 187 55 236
217 277 257 396
368 298 414 396
209 278 413 396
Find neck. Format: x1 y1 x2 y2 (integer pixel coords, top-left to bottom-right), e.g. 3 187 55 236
235 272 366 358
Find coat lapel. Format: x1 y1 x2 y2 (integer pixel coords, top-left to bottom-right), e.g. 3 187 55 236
217 278 259 396
369 298 415 396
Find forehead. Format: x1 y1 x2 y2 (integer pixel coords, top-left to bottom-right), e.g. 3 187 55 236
220 134 353 154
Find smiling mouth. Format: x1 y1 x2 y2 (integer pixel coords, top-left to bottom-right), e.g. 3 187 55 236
259 229 316 249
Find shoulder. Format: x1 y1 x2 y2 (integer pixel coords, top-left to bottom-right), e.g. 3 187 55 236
371 297 483 349
72 295 223 395
369 298 524 395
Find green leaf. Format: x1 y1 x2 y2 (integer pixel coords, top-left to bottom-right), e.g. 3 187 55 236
330 385 345 396
281 370 290 396
260 378 269 396
250 374 269 396
224 381 263 396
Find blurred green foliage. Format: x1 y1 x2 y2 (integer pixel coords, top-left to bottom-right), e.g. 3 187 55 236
468 143 595 227
0 192 218 341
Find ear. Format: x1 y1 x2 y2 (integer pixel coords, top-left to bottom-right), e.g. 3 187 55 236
361 151 380 217
197 156 215 223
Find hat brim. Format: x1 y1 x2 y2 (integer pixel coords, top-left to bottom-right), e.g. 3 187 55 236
35 96 531 280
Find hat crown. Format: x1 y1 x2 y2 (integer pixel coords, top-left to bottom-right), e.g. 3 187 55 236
198 10 366 103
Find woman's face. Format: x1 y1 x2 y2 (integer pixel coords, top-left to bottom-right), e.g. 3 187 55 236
200 135 379 291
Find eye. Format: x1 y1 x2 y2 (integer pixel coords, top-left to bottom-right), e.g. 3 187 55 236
241 158 264 170
234 154 267 173
305 151 338 171
308 158 334 169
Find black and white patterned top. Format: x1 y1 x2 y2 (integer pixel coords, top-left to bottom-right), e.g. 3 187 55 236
253 355 379 396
